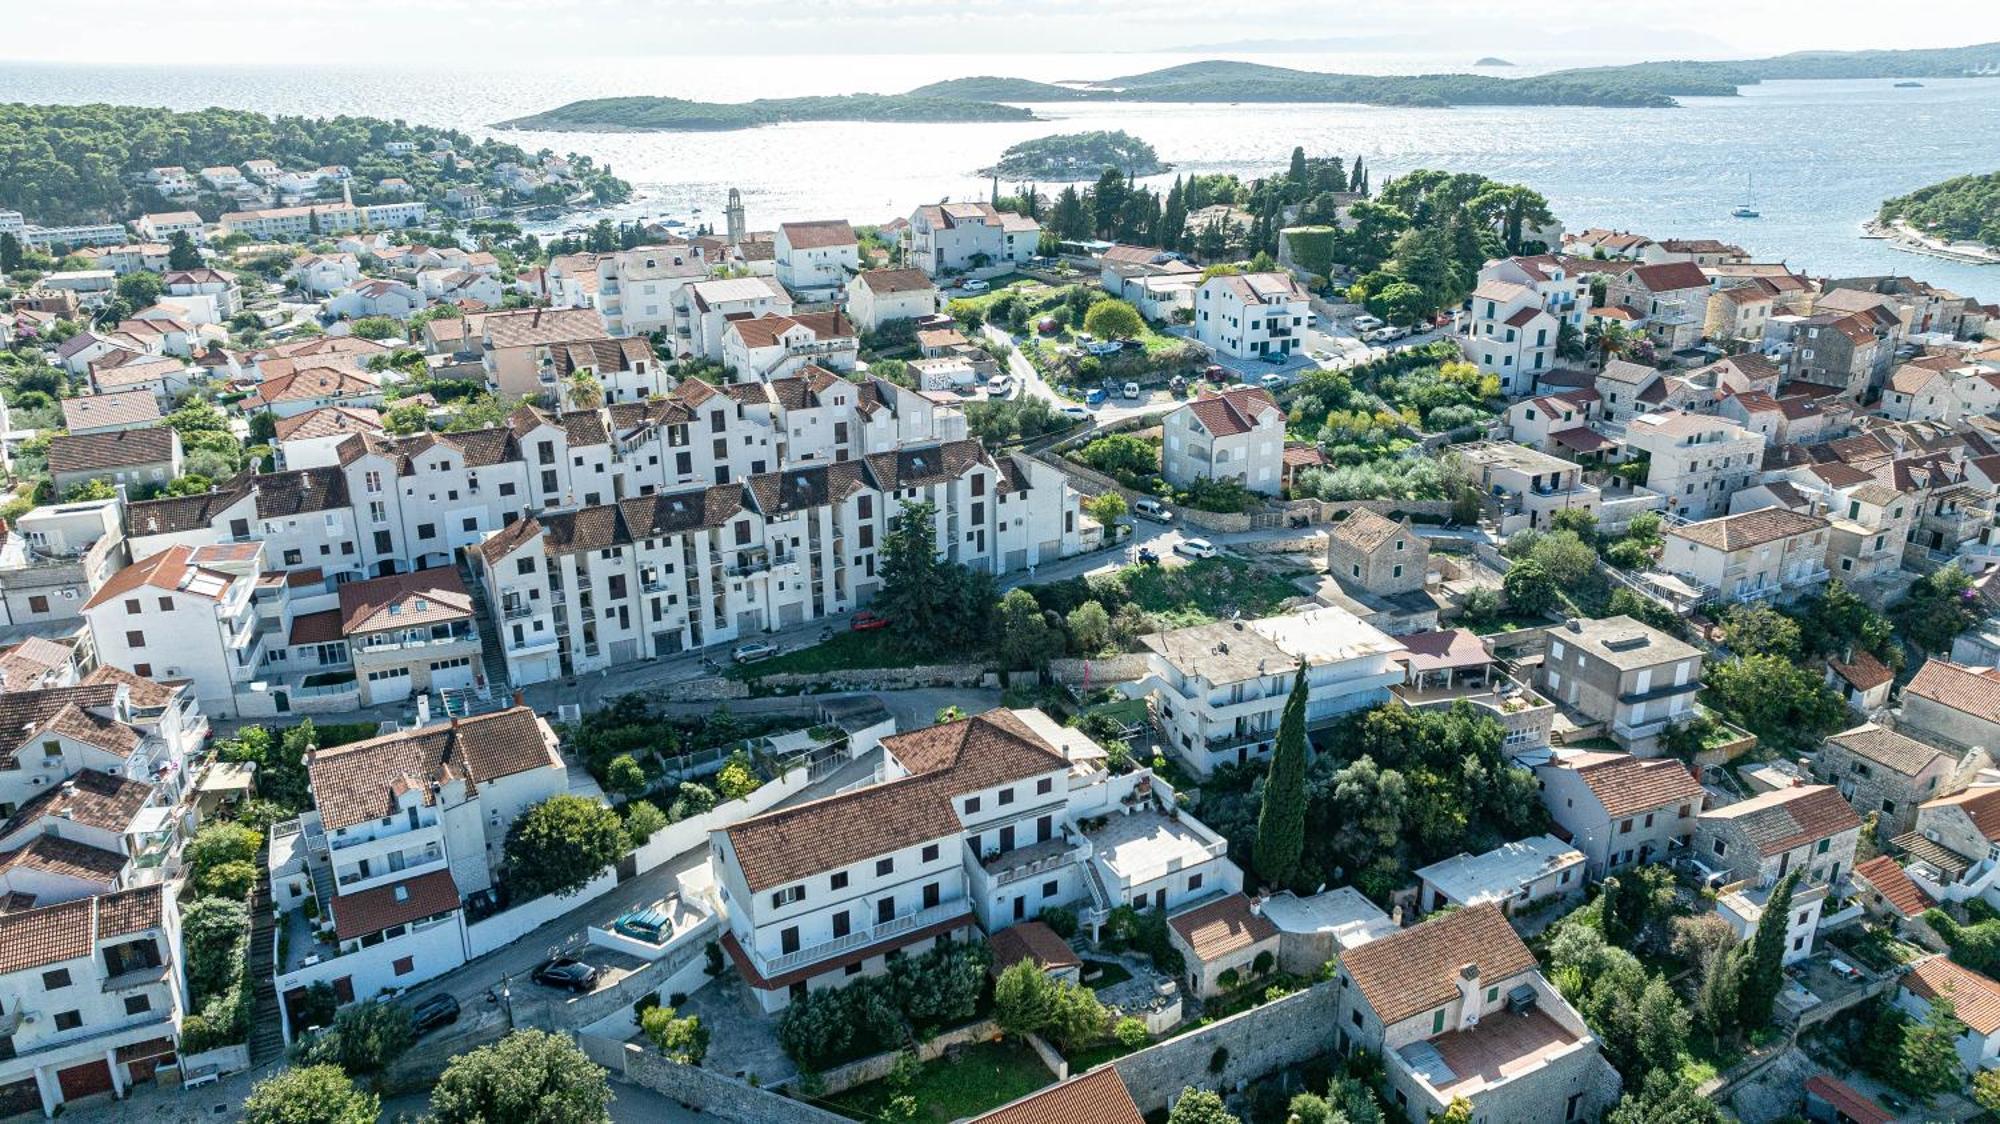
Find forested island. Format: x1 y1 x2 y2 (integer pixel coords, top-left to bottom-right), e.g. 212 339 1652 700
495 94 1037 132
981 131 1167 180
0 103 632 225
500 41 2000 133
1879 171 2000 248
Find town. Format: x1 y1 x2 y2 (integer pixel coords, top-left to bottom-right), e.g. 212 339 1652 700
1 133 2000 1124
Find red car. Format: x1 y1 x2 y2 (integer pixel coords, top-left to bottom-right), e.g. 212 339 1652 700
850 611 892 631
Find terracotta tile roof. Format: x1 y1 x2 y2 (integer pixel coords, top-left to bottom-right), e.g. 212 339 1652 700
0 895 94 973
1668 508 1827 552
1804 1075 1892 1124
3 769 152 837
1920 786 2000 843
968 1068 1144 1124
245 367 379 409
855 268 934 295
47 428 178 476
82 664 177 709
275 405 383 442
1169 893 1278 963
1827 650 1894 692
83 545 238 610
551 337 652 378
1907 660 2000 726
1181 386 1278 438
253 466 350 519
539 503 633 554
474 517 543 564
1340 903 1537 1026
0 637 75 691
724 709 1070 892
1825 724 1946 777
288 609 344 646
863 439 988 491
1699 785 1859 856
306 707 557 831
779 220 856 250
331 868 461 941
480 307 602 348
986 920 1082 975
1852 856 1935 917
1567 753 1704 819
1904 955 2000 1035
61 391 162 431
1328 509 1407 554
745 462 868 516
619 486 744 538
0 833 128 886
1504 306 1542 328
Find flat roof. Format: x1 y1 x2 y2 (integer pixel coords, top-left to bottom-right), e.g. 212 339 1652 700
1415 835 1584 908
1258 887 1397 950
1087 808 1219 887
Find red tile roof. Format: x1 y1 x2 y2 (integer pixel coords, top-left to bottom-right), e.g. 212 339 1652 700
1852 856 1935 917
1340 903 1536 1026
987 920 1082 975
1904 955 2000 1035
969 1068 1144 1124
1169 893 1279 963
1804 1075 1892 1124
331 868 461 941
1907 660 2000 727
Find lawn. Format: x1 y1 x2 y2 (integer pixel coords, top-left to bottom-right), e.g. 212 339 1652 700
1064 1036 1145 1072
1115 557 1308 628
1463 609 1554 636
825 1039 1054 1123
728 628 929 679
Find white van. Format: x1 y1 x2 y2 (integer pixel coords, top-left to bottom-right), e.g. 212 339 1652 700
1132 498 1171 521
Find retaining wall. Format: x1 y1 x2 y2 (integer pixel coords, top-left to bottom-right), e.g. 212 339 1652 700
1109 981 1339 1113
624 1045 848 1124
1048 654 1150 686
754 663 989 692
809 1018 1007 1097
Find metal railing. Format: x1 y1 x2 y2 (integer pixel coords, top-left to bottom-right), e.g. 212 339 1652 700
760 900 966 976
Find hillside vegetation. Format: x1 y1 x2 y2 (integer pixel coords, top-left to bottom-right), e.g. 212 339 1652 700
496 94 1036 132
1879 171 2000 246
981 131 1167 180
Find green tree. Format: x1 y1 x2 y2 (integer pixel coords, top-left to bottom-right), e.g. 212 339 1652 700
243 1065 379 1124
604 753 647 797
348 315 401 338
1704 655 1846 753
1366 280 1430 326
1735 870 1798 1027
430 1030 612 1124
0 232 20 274
1502 557 1556 615
502 795 628 899
1893 563 1981 653
639 1005 710 1065
292 1000 413 1076
1527 529 1597 587
1254 664 1310 891
167 230 202 271
1718 603 1801 659
1606 1071 1722 1124
1167 1088 1241 1124
715 750 761 801
116 270 163 310
623 800 668 845
996 587 1061 670
1972 1067 2000 1113
873 499 995 659
1896 996 1965 1098
1083 491 1128 530
1083 299 1145 340
1066 600 1112 655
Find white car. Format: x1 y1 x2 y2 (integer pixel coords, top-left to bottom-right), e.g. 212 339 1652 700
1122 381 1142 399
1058 404 1093 420
1174 538 1219 560
960 279 990 293
1259 372 1287 390
1351 314 1383 332
986 375 1011 395
732 641 779 663
1084 340 1123 356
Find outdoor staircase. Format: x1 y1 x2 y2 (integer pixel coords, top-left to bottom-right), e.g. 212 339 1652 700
247 844 285 1065
460 561 514 697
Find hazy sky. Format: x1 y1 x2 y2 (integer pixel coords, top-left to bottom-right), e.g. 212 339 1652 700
5 0 1995 65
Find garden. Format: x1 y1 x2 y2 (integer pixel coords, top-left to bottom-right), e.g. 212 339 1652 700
561 692 803 812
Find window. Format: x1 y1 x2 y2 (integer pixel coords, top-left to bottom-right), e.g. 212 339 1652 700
1432 1009 1446 1034
831 871 848 890
1619 818 1633 834
998 787 1015 806
126 630 145 648
780 927 800 954
54 1010 82 1032
417 523 436 540
124 995 152 1016
1816 838 1830 854
1713 839 1727 857
1188 872 1203 892
964 796 981 814
516 557 536 575
876 858 893 877
921 844 939 862
393 956 414 976
832 911 851 939
771 886 805 908
922 882 940 909
1043 880 1059 898
42 968 71 990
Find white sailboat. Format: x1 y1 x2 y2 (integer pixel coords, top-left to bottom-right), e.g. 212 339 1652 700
1732 174 1760 219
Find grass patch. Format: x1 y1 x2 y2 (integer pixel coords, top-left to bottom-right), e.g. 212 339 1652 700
1463 610 1553 635
1081 698 1149 732
728 629 930 679
1828 926 1927 973
1114 557 1306 628
1064 1036 1144 1072
825 1039 1053 1123
1081 959 1133 991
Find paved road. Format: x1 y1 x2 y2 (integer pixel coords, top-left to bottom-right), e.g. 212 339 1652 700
380 1078 718 1122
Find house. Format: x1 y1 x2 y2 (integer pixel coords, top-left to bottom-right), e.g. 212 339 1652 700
1100 245 1202 321
46 429 182 497
720 312 861 382
1896 956 2000 1072
135 212 203 244
1658 508 1831 603
1535 751 1704 878
709 708 1242 1011
1335 904 1621 1124
1605 261 1710 353
55 332 138 377
1167 892 1280 998
1643 238 1748 268
1390 631 1554 750
1904 785 2000 908
1464 279 1562 392
1901 660 2000 751
907 203 1039 276
1849 855 1940 944
0 886 185 1117
274 406 385 469
476 307 608 399
1504 390 1601 454
1695 784 1860 889
240 367 384 419
845 268 939 333
1139 608 1405 777
1781 313 1893 402
327 568 482 705
59 391 162 436
968 1067 1144 1124
80 545 266 718
984 919 1081 985
774 220 858 294
1413 835 1585 916
1803 1074 1895 1124
1706 284 1776 343
1563 228 1654 259
86 356 191 403
147 166 192 195
1325 510 1429 597
1160 386 1284 496
417 268 504 309
1192 272 1309 361
1536 616 1703 754
1825 650 1896 715
327 278 421 321
1456 442 1601 534
682 276 794 362
1815 724 1959 837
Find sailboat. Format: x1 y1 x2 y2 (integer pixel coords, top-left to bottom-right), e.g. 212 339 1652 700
1732 174 1760 219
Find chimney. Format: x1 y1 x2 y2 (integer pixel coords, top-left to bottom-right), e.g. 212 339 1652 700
513 689 526 708
415 693 431 727
1455 963 1483 1030
1566 618 1582 633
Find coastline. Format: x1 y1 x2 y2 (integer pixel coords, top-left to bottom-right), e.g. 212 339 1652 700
1862 217 2000 266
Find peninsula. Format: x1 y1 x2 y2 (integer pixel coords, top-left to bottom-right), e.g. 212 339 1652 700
1873 171 2000 264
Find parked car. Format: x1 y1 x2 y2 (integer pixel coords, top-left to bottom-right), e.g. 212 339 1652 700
410 994 460 1036
1058 404 1092 420
1085 387 1108 406
1203 365 1231 385
960 278 990 293
532 958 600 993
1132 497 1172 522
732 641 779 664
986 375 1011 395
1037 317 1061 335
1174 538 1219 560
850 611 891 631
1351 314 1383 332
1260 351 1289 365
1136 547 1159 565
1122 381 1142 399
1259 372 1287 390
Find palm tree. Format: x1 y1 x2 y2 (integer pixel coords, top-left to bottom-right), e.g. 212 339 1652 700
565 373 604 411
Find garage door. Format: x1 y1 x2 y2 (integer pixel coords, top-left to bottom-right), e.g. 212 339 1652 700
429 660 475 692
367 667 412 703
57 1059 113 1102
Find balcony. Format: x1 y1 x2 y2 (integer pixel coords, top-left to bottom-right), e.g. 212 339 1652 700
760 900 969 977
502 602 535 621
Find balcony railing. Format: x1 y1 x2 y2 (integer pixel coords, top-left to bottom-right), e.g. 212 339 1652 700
760 900 966 976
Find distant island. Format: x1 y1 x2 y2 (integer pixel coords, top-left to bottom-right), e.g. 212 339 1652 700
498 41 2000 132
1476 57 1515 67
497 94 1037 132
1875 171 2000 261
981 131 1167 180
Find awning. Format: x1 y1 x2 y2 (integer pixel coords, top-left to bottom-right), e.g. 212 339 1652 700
1550 427 1616 453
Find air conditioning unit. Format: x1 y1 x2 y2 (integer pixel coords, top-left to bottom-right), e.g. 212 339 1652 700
59 589 77 600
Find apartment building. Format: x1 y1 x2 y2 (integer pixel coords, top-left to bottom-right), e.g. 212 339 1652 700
547 337 665 408
269 707 565 1032
1535 751 1704 878
1160 386 1285 496
711 708 1241 1011
1139 608 1405 777
46 429 182 498
1456 441 1601 534
0 886 184 1118
216 202 425 239
593 245 707 337
1605 261 1709 353
1464 279 1562 392
1815 724 1959 837
1192 272 1310 361
722 312 860 381
1618 409 1765 520
0 669 205 824
684 276 795 361
907 203 1039 276
1535 616 1702 755
774 220 858 294
1335 905 1620 1124
81 545 269 719
1658 508 1831 603
845 268 938 333
323 568 481 705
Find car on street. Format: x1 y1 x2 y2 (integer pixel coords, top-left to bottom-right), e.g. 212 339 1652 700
986 375 1011 395
1085 387 1108 406
1121 381 1141 399
850 610 891 631
532 958 600 993
1260 351 1289 365
1132 497 1172 521
732 641 779 663
1136 547 1159 565
960 278 990 293
410 993 460 1036
1351 314 1383 332
1058 404 1092 420
1203 365 1232 385
1259 372 1287 390
1174 538 1219 560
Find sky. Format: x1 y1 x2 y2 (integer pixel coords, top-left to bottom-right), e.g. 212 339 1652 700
3 0 1997 66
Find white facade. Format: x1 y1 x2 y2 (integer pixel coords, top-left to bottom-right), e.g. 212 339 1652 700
907 203 1039 277
1193 272 1309 360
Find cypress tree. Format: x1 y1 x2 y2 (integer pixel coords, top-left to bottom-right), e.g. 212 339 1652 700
1254 663 1311 891
1735 869 1799 1027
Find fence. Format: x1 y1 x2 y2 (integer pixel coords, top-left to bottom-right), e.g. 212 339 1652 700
464 868 620 958
1048 654 1150 686
627 761 815 873
805 1018 1010 1097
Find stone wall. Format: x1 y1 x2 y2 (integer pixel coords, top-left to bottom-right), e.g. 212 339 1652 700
624 1046 848 1124
807 1018 1008 1096
1110 980 1340 1114
1048 654 1150 686
755 663 988 692
661 677 752 703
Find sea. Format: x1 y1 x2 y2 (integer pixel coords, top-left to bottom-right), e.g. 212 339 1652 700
2 50 1997 302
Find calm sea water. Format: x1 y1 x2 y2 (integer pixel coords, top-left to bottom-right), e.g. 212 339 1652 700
1 53 1996 302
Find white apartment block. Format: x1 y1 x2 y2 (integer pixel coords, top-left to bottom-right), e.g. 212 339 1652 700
722 312 860 381
216 202 426 240
845 269 938 333
594 245 708 338
1659 508 1832 604
1193 272 1309 361
1140 608 1406 777
1161 386 1285 496
711 708 1241 1011
1465 265 1571 393
81 544 270 719
906 203 1039 277
1618 409 1765 520
774 221 859 294
684 276 794 361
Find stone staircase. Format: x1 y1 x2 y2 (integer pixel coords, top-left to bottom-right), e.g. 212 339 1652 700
247 844 285 1065
460 562 513 697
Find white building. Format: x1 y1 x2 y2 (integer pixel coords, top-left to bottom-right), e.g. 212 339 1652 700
1618 409 1766 521
595 246 707 338
845 269 939 334
1464 279 1563 394
1160 386 1285 496
1193 272 1309 361
81 545 269 719
1414 835 1586 916
684 276 794 361
774 220 859 295
907 203 1039 277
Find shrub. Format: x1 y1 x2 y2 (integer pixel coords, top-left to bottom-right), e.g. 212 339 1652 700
604 754 647 797
640 1005 709 1065
195 860 259 900
623 800 668 846
1038 905 1079 939
292 1000 414 1076
668 782 717 823
715 751 761 801
1217 967 1241 990
1115 1017 1150 1049
1252 950 1275 976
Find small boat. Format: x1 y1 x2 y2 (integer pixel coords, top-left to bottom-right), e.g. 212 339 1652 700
1732 173 1760 219
1895 81 1923 88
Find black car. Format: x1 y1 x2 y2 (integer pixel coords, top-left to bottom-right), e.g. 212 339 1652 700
532 958 600 993
410 993 460 1035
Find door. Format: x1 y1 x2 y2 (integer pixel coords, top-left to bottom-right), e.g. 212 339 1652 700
1777 852 1790 879
57 1060 113 1101
1155 888 1167 910
1013 897 1026 921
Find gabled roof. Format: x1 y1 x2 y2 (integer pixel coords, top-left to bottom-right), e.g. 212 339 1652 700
1180 386 1279 438
83 546 237 610
331 868 461 941
1827 650 1894 692
1340 903 1537 1025
0 885 163 974
335 567 472 636
1824 724 1947 777
2 768 152 837
1904 955 2000 1035
1907 660 2000 727
60 391 162 431
305 707 557 831
1627 261 1709 292
778 219 857 250
1561 752 1704 819
853 267 934 295
1668 508 1826 552
274 405 383 442
1169 892 1278 962
968 1068 1144 1124
1699 785 1859 856
46 428 177 476
1851 855 1935 918
986 920 1082 976
1921 786 2000 844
